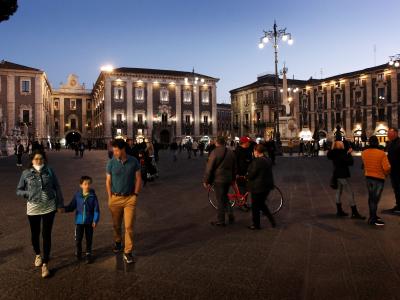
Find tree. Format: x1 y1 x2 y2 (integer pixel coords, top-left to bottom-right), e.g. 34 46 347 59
0 0 18 23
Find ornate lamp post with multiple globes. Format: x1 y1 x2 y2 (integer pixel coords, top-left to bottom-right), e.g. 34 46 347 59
258 21 293 147
388 54 400 68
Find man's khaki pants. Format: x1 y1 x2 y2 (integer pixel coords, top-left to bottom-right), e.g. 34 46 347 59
108 195 137 254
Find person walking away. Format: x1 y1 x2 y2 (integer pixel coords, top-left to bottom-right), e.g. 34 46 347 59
235 137 253 210
192 140 199 157
15 140 24 166
106 139 142 264
206 140 216 156
186 140 193 159
16 150 65 278
247 144 276 230
199 141 205 156
299 138 304 156
362 136 391 226
79 142 85 158
203 136 236 226
64 176 100 263
265 139 276 164
126 138 139 160
327 141 365 219
170 140 178 162
288 139 294 156
386 128 400 213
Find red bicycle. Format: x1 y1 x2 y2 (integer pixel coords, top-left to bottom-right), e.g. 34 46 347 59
208 180 283 215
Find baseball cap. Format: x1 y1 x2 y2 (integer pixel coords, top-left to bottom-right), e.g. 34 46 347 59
239 136 251 144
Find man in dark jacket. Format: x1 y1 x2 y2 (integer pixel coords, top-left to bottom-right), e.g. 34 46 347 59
203 136 236 226
247 144 276 230
387 128 400 213
14 140 24 166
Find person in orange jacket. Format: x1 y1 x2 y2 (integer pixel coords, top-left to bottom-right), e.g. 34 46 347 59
361 135 391 226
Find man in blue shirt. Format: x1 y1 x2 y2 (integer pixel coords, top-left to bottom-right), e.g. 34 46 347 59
106 139 141 264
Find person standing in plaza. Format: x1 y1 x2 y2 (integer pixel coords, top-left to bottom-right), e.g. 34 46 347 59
362 135 391 226
16 150 65 278
327 141 365 219
186 139 193 159
247 144 276 230
106 139 142 264
79 142 85 158
192 140 199 157
14 140 24 167
386 128 400 213
203 136 236 226
170 139 178 162
235 136 253 210
298 138 304 156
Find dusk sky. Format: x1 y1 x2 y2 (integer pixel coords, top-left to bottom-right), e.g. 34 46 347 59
1 0 399 102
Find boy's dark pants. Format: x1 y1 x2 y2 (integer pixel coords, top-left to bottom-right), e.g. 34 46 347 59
75 224 93 255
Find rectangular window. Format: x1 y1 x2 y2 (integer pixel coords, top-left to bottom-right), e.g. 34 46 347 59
114 87 124 100
160 87 169 102
116 114 122 123
203 115 208 124
70 99 76 110
185 115 191 123
377 73 384 81
21 80 31 93
201 90 209 104
87 100 91 110
135 87 144 101
23 110 30 123
183 90 192 103
54 100 59 110
138 114 143 124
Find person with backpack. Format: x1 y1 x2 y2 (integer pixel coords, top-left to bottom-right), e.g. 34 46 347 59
327 141 365 219
362 135 391 226
203 136 236 226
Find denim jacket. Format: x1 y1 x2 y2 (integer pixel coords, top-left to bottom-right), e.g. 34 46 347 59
16 166 64 215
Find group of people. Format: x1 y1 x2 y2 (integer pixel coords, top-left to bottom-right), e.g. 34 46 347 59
203 136 276 229
16 139 142 278
327 128 400 226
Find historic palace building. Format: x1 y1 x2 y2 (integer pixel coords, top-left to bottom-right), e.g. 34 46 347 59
0 61 53 142
216 103 232 137
230 62 400 144
91 67 218 145
0 61 219 150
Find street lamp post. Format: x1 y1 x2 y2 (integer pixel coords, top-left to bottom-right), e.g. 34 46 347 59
259 21 293 148
389 54 400 68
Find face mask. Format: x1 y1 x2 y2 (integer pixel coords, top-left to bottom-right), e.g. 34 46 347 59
33 164 44 171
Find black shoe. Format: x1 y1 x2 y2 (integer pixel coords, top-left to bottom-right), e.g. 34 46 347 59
85 253 93 264
228 215 235 224
113 242 122 254
336 203 348 217
210 221 226 227
248 225 261 230
123 253 135 264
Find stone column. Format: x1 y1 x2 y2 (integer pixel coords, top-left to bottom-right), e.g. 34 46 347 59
146 83 153 136
82 97 87 138
309 88 315 133
6 75 15 136
60 97 65 138
175 84 182 137
211 84 217 137
104 77 112 139
126 78 133 138
35 75 43 140
326 86 332 132
194 86 200 137
366 75 373 131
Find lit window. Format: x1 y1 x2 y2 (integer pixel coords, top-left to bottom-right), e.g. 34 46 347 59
202 90 209 104
70 99 77 110
135 87 144 101
160 87 169 102
114 87 124 100
377 73 384 81
183 90 192 103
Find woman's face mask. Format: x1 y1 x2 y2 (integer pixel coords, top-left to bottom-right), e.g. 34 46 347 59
32 155 44 170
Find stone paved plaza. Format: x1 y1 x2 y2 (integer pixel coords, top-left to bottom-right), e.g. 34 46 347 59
1 150 400 300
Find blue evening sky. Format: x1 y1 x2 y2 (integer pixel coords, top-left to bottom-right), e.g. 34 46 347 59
1 0 399 102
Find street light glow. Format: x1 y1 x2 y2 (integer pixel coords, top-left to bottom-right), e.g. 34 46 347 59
288 38 294 45
258 42 264 49
100 65 114 72
395 61 400 68
282 34 288 41
262 36 269 44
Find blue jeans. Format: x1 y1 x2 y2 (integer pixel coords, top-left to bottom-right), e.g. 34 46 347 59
366 178 384 220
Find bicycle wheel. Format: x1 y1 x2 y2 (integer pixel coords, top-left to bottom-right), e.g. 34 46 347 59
208 185 235 209
267 185 284 215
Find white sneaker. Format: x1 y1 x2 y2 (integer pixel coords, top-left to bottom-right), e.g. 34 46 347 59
41 263 50 278
34 255 42 267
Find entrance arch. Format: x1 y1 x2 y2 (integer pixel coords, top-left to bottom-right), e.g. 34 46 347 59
65 131 81 147
160 129 170 145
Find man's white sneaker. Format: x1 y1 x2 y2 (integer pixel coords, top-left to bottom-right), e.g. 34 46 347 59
34 255 42 267
41 263 50 278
